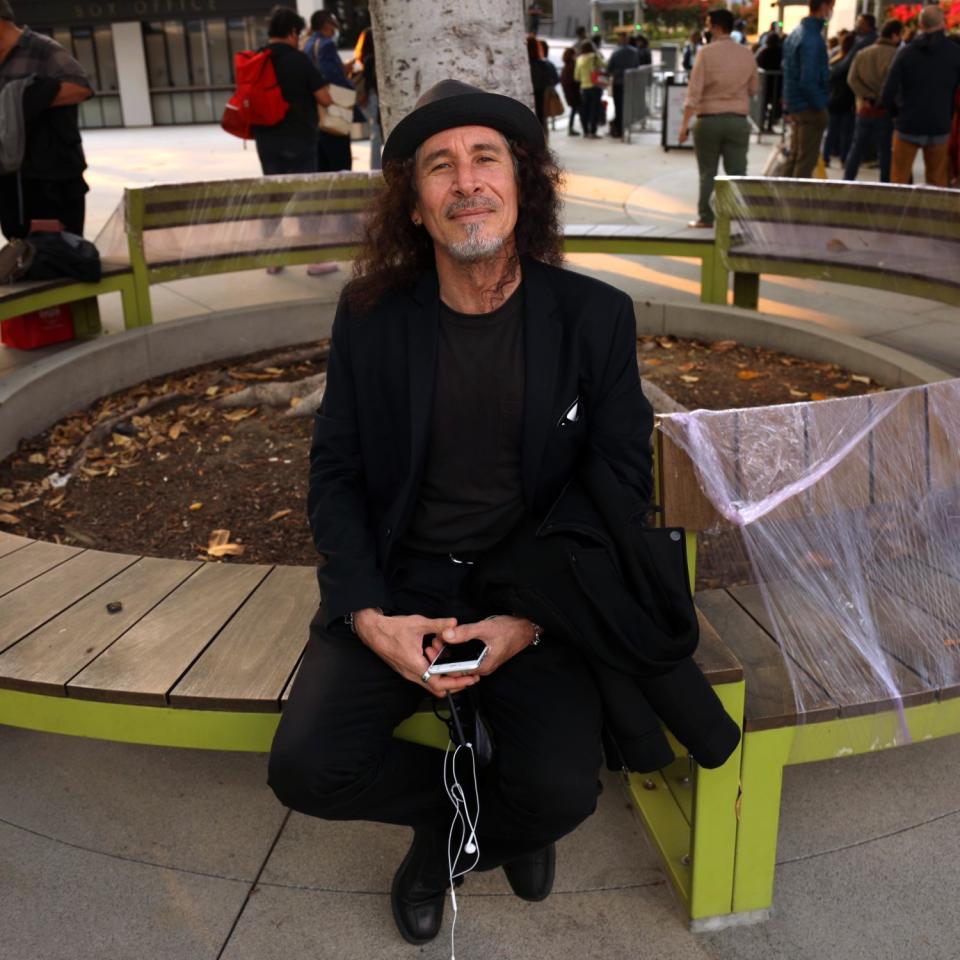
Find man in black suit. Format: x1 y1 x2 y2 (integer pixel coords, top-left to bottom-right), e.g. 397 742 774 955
267 79 654 945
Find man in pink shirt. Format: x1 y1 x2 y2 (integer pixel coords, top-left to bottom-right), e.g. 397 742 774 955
678 8 759 228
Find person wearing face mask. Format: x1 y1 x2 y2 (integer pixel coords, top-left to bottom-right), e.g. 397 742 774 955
305 8 354 172
782 0 834 177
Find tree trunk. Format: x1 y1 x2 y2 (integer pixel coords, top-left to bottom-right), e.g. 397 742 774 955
369 0 534 141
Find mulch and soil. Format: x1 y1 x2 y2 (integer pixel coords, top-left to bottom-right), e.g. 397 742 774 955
0 334 887 589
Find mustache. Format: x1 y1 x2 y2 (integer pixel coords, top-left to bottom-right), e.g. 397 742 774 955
445 197 500 219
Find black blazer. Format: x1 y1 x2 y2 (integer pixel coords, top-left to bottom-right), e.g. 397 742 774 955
307 256 655 627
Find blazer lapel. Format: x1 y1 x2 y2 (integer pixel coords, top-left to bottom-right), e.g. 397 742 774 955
521 258 563 506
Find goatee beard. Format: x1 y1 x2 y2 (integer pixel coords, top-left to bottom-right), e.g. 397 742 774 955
446 222 506 263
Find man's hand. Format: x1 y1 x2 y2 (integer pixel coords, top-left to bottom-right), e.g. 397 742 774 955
678 125 689 144
352 608 479 697
431 616 537 678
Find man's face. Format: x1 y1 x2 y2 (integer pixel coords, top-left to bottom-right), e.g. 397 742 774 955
412 126 519 264
856 15 868 33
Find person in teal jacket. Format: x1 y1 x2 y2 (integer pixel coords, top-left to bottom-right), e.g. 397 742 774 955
781 0 833 176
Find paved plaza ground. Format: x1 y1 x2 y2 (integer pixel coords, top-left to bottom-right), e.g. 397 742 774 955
2 116 960 960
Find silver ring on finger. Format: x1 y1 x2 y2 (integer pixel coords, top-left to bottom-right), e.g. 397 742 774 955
421 670 431 683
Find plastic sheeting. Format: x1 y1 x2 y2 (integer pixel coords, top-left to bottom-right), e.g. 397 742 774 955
94 172 383 268
719 178 960 292
659 380 960 742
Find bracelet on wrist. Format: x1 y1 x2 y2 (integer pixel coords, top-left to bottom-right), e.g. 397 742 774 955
345 607 383 635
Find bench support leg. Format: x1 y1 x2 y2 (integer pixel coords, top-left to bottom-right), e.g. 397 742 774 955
688 678 745 921
700 248 729 305
730 726 794 913
732 272 760 310
71 297 102 339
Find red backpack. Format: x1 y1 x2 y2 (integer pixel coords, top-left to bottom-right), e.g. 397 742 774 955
221 48 289 141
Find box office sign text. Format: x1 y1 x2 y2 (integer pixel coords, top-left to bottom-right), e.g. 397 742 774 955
28 0 267 26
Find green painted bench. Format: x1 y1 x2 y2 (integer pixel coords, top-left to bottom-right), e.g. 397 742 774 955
714 177 960 311
0 263 138 339
631 381 960 928
3 172 729 347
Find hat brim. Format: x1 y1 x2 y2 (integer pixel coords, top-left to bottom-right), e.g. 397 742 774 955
382 92 545 166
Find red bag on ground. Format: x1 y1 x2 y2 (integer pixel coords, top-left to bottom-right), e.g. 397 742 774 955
221 49 289 140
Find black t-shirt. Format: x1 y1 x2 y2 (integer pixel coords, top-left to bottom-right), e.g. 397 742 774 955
253 43 324 147
401 284 526 555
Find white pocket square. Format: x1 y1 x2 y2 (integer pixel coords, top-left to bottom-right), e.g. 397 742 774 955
560 398 580 425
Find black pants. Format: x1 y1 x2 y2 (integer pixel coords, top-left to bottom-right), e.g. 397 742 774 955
612 83 624 136
317 130 353 172
255 137 318 176
0 173 87 239
268 549 604 869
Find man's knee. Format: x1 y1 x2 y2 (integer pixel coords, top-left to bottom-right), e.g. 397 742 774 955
267 727 368 819
505 766 600 835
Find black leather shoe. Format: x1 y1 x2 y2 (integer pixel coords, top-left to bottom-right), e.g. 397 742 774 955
502 843 556 902
390 830 451 944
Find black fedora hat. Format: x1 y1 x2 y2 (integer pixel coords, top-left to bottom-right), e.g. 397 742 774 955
381 79 545 166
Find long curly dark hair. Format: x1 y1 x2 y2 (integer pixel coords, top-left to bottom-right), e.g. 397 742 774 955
346 138 565 314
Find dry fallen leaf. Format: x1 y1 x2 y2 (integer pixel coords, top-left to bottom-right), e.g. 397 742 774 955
680 375 700 383
834 381 851 390
206 528 246 558
711 340 738 353
826 238 849 252
788 388 809 399
205 386 220 397
268 509 293 522
810 392 830 401
169 421 187 440
851 374 871 384
677 362 696 372
222 408 258 422
642 358 664 367
27 453 47 465
737 370 763 381
0 513 20 525
219 434 233 443
289 396 301 408
189 502 203 511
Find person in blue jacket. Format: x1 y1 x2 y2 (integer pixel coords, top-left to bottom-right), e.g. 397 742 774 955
781 0 833 176
304 8 354 172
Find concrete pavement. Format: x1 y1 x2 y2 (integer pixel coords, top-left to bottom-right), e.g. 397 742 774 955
2 121 960 960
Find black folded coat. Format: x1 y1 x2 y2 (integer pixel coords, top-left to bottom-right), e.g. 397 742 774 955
466 453 741 772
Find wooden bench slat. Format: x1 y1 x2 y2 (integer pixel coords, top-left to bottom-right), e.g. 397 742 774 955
0 540 83 599
928 381 960 493
696 588 837 730
862 561 960 699
728 581 937 716
0 532 36 561
0 556 198 695
169 565 318 712
67 561 272 706
0 550 138 658
692 605 743 685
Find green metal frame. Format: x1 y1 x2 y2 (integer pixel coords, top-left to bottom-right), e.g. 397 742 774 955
0 686 450 754
626 677 746 921
564 234 728 305
0 271 138 336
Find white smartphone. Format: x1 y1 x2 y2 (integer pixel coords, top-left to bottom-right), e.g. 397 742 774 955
426 638 489 676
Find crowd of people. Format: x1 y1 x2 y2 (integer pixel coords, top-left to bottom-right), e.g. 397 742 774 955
528 27 652 140
677 0 960 227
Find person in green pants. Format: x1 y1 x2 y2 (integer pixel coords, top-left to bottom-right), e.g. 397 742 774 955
678 8 759 227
